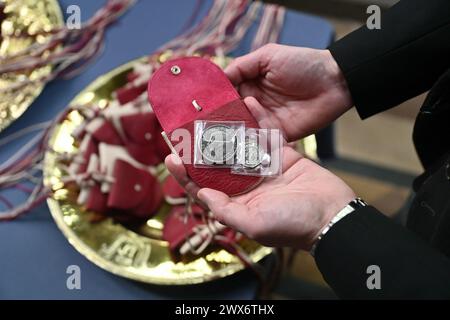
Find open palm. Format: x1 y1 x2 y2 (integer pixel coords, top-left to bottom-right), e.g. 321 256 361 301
165 145 355 250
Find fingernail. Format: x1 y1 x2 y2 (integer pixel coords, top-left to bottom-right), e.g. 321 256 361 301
171 153 183 165
197 189 212 204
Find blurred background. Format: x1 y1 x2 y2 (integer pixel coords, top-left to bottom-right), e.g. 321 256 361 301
267 0 424 299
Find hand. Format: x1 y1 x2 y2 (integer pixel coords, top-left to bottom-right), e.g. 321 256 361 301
165 147 356 250
225 44 353 141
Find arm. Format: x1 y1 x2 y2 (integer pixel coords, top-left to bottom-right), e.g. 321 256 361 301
164 1 450 298
330 0 450 118
315 206 450 299
165 142 450 299
225 1 450 142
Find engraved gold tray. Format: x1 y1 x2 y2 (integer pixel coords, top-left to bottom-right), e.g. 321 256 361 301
0 0 63 132
43 56 272 285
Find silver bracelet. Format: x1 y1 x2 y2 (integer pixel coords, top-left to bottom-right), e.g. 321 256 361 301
310 198 367 257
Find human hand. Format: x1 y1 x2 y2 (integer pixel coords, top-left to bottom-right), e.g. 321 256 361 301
225 44 353 141
165 147 356 250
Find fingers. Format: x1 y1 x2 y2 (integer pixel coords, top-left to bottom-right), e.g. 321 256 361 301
243 97 302 171
165 153 187 183
165 155 253 232
197 188 252 232
243 96 277 130
238 81 262 99
225 47 267 86
165 154 200 200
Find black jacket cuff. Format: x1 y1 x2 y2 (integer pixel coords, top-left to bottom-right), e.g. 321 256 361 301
315 205 450 299
328 0 450 119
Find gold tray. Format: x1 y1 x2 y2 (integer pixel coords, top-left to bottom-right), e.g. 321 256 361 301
0 0 63 132
43 57 272 285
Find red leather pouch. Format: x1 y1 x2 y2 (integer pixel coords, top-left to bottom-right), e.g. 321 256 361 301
107 160 162 219
162 205 205 252
148 57 262 196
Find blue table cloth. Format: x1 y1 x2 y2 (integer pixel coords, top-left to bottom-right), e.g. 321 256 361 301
0 0 333 299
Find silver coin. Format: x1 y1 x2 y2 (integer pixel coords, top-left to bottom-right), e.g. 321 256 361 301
244 137 266 168
200 125 237 164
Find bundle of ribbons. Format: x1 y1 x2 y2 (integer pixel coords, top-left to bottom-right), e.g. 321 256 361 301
0 0 136 93
0 0 286 291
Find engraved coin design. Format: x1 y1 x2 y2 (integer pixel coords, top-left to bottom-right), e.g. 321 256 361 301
200 125 237 164
244 136 266 168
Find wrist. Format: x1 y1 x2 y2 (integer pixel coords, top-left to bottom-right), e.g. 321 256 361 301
304 190 356 249
310 197 367 255
322 49 353 113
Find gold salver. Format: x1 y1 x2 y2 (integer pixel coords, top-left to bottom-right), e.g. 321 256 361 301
43 56 273 285
0 0 63 132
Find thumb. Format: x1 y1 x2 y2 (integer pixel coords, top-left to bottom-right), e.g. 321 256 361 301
224 48 266 86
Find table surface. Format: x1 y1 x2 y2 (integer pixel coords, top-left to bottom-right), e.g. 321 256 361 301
0 0 333 299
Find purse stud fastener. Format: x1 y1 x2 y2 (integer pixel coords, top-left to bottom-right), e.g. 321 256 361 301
170 65 181 75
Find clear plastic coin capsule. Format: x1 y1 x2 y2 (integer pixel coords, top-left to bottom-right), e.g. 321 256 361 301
193 121 283 177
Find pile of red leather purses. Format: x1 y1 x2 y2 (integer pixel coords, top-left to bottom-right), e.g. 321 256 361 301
65 62 170 221
161 176 242 257
162 202 242 258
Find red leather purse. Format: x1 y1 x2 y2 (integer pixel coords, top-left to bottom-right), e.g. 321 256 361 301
162 175 187 205
162 205 205 252
107 159 162 218
148 57 262 196
162 204 240 257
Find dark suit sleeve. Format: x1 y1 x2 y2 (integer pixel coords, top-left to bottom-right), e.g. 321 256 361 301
328 0 450 119
315 206 450 299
